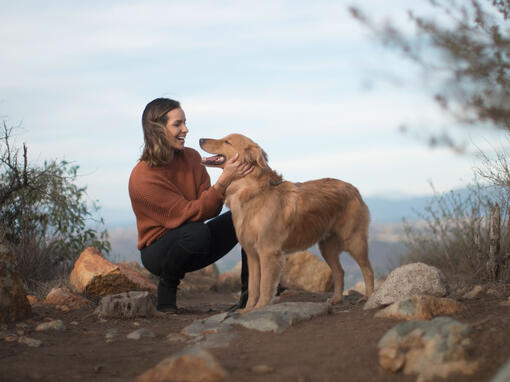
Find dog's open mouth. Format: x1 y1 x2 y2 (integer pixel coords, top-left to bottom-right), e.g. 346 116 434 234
201 155 226 166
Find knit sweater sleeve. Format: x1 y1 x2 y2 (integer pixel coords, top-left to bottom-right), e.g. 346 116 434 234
129 166 223 230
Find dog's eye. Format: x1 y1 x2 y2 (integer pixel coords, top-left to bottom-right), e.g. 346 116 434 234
225 140 232 145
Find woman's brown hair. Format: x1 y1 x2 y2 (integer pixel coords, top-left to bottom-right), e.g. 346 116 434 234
140 98 181 166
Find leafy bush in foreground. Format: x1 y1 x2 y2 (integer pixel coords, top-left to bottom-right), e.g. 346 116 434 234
0 122 110 288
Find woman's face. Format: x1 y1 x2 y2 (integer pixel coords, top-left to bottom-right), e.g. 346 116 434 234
165 107 188 150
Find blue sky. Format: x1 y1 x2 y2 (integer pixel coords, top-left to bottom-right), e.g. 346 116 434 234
1 1 507 227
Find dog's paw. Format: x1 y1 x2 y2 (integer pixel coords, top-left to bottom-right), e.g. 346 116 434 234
327 296 343 305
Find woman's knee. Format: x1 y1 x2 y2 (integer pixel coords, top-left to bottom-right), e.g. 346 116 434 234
141 250 162 276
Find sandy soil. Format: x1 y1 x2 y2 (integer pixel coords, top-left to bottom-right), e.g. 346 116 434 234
1 287 510 382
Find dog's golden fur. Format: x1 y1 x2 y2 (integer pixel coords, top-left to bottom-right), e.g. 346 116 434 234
200 134 374 312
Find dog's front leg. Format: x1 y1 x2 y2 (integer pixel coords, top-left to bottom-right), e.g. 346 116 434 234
240 250 260 313
254 250 282 309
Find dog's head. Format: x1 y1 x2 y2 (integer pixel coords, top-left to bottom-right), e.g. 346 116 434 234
199 133 268 169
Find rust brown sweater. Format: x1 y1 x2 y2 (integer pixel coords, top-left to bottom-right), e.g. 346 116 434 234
128 148 224 250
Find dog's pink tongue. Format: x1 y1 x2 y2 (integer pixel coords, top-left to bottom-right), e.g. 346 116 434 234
202 155 222 164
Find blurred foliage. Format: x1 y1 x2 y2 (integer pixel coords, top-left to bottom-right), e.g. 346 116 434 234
0 121 110 286
350 0 510 136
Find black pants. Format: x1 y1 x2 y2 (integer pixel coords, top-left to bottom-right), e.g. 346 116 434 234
141 211 247 289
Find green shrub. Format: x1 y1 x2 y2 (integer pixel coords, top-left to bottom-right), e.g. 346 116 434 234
0 122 110 288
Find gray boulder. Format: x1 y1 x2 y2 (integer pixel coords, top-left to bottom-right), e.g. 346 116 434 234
95 291 157 318
492 357 510 382
364 262 449 310
378 316 478 381
182 302 330 337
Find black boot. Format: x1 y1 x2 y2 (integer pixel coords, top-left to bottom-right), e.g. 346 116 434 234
158 242 188 313
157 278 178 313
227 249 249 312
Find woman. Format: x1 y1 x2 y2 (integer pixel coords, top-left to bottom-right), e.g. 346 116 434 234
128 98 251 313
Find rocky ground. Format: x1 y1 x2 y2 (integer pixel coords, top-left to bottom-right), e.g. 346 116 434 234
2 286 510 382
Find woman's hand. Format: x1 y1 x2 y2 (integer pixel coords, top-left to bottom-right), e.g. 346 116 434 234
213 153 253 194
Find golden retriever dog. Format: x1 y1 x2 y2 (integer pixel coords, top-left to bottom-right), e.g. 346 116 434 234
200 134 374 312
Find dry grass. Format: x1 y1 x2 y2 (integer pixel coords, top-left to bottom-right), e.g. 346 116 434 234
401 182 510 285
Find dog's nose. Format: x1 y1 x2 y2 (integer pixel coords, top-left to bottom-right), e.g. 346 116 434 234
199 138 207 146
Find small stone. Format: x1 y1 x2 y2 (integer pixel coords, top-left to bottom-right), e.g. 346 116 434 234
35 320 66 331
105 328 119 340
94 364 104 373
70 321 79 326
26 295 39 305
501 297 510 306
4 335 18 342
379 347 405 372
462 285 484 300
18 336 42 347
374 295 466 320
44 286 90 309
16 330 24 336
487 288 499 296
251 364 275 374
166 333 189 344
127 328 155 340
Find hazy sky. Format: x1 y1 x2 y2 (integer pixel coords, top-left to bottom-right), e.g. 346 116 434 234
1 1 507 227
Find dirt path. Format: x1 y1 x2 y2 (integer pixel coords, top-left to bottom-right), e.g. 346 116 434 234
1 289 510 381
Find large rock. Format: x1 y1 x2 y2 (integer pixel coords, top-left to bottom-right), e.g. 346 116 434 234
374 295 467 320
95 291 158 318
0 244 31 324
281 251 332 292
364 262 449 310
183 302 330 336
44 286 91 310
212 261 242 292
180 264 220 292
378 317 478 381
492 356 510 382
69 247 157 297
120 259 220 292
137 345 227 382
224 302 330 333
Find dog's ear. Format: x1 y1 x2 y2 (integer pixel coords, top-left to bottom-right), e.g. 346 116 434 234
244 144 268 168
